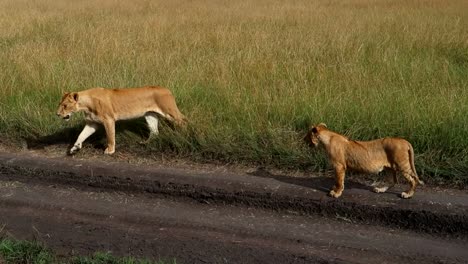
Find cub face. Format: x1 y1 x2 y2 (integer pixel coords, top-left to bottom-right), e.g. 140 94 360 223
304 123 327 147
57 92 79 121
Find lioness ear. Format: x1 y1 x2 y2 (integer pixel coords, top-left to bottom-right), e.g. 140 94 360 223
311 127 318 133
72 93 79 101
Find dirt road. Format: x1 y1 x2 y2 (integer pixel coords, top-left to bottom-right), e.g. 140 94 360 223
0 152 467 263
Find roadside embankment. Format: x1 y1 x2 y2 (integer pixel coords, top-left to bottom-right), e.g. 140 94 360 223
0 152 466 237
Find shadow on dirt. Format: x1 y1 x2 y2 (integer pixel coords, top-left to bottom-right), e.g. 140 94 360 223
24 119 151 153
248 167 373 194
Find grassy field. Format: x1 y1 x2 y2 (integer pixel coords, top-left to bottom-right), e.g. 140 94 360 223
0 238 174 264
0 0 467 185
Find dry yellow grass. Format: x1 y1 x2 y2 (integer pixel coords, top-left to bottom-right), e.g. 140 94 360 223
0 0 467 185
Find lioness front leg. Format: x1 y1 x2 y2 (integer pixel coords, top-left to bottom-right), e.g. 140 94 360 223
70 122 99 154
102 119 116 155
330 164 345 198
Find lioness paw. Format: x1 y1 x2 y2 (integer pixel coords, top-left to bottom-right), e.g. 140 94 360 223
329 190 342 198
69 144 81 154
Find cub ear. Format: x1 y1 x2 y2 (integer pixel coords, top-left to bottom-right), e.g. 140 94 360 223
318 123 327 128
311 127 318 133
72 93 79 101
60 92 70 101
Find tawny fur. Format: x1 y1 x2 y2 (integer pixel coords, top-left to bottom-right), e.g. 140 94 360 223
305 123 423 199
57 86 186 155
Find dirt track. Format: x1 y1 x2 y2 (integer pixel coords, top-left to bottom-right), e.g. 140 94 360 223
1 151 468 263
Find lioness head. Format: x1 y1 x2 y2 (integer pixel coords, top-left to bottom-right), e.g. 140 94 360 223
57 92 79 121
304 123 327 147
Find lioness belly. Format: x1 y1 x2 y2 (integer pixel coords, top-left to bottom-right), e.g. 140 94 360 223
117 111 149 121
85 110 150 123
111 100 161 121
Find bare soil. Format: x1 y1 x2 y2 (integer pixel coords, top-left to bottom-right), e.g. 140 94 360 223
1 150 468 263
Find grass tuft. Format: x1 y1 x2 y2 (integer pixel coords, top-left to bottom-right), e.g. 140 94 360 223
0 238 174 264
0 239 53 264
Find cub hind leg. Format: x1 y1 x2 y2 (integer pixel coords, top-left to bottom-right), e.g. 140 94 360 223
400 169 417 199
396 156 418 199
397 162 417 199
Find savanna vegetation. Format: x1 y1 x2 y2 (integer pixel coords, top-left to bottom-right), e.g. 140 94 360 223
0 0 467 185
0 238 174 264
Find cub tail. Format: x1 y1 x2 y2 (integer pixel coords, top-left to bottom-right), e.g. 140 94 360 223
408 143 424 185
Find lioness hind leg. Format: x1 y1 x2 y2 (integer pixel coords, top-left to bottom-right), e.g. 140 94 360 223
141 113 159 144
156 108 186 128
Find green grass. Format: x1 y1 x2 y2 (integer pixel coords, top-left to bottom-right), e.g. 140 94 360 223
0 0 467 186
71 252 173 264
0 238 53 264
0 238 174 264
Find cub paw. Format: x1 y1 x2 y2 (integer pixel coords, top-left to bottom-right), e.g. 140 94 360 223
329 190 342 198
400 192 413 199
373 186 389 193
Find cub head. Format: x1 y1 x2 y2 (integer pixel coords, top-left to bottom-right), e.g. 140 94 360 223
56 92 79 121
304 123 327 148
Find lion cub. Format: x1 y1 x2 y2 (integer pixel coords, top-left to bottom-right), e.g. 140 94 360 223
57 86 186 155
305 123 423 199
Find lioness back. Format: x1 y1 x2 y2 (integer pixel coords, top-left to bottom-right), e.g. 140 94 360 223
84 86 185 123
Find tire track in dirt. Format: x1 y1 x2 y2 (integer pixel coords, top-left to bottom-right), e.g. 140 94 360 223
0 152 467 238
1 180 467 264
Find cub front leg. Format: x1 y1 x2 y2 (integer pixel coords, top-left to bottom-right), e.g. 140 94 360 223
70 122 99 154
373 170 397 193
330 164 346 198
102 118 116 155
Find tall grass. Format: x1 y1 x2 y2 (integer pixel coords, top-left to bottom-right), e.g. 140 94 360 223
0 0 467 185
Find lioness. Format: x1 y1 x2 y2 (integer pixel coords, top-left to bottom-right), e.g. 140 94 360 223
305 123 423 199
57 86 186 155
